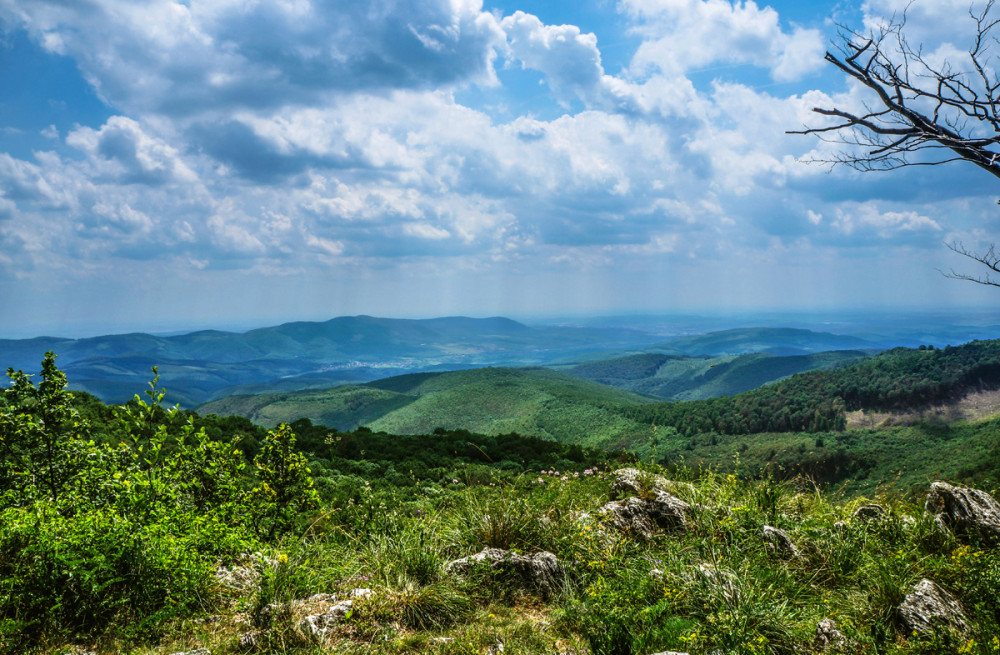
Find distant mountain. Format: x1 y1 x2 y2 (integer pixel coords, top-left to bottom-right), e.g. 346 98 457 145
0 316 662 406
563 350 869 400
652 327 884 357
198 367 659 450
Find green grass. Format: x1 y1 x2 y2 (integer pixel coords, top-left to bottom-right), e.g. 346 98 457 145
41 462 1000 655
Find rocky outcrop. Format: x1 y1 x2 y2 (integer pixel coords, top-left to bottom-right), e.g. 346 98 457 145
852 503 887 524
601 491 691 540
813 618 848 651
896 579 969 637
445 547 565 595
609 468 693 500
762 525 797 558
925 481 1000 543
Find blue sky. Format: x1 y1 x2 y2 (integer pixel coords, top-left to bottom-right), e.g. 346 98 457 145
1 0 999 337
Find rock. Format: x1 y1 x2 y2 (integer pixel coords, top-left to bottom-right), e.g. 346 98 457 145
601 491 691 540
852 503 887 523
445 547 565 595
813 618 848 650
610 468 693 500
896 579 969 637
299 599 355 637
925 481 1000 543
238 630 261 649
486 638 505 654
762 525 797 558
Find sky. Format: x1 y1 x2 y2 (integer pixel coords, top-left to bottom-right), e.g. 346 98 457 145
2 0 1000 338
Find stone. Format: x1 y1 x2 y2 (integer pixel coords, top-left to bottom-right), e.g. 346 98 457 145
925 481 1000 543
609 468 694 500
762 525 797 558
299 599 355 637
601 490 691 540
852 503 887 523
813 618 848 651
445 547 565 595
238 631 261 649
896 579 969 637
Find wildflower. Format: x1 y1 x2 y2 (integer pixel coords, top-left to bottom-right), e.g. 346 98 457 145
573 472 579 478
561 476 568 481
537 477 544 483
277 553 288 564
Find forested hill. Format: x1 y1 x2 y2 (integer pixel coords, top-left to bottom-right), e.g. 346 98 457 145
626 339 1000 436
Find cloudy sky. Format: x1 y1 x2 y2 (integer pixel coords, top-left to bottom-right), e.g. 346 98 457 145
2 0 999 337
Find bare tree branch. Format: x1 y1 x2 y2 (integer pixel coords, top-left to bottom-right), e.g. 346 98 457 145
789 2 1000 288
787 2 1000 180
944 241 1000 286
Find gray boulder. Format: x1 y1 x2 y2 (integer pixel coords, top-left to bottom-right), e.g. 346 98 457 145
852 503 887 524
610 468 693 500
445 547 565 595
601 490 691 540
813 618 848 651
925 481 1000 543
896 579 969 637
299 599 355 638
762 525 797 558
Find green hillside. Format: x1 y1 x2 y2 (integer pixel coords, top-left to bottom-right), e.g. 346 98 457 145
564 350 867 400
654 326 883 356
200 367 660 450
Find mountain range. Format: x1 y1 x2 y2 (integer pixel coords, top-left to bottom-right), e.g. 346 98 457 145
0 316 897 406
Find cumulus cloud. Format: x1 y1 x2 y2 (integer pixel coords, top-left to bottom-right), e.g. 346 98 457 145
0 0 505 116
623 0 824 81
501 11 607 104
66 116 197 185
0 0 994 322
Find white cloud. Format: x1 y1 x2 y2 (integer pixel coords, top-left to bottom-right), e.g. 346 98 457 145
66 116 198 185
501 11 606 104
0 0 505 116
623 0 825 81
833 202 942 238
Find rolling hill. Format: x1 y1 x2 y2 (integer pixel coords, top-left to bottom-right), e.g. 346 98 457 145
199 367 661 450
562 350 868 400
0 316 663 406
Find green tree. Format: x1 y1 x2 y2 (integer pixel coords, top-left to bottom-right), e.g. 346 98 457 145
0 352 87 503
249 423 319 538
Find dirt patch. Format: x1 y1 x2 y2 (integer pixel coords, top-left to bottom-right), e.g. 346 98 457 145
846 388 1000 429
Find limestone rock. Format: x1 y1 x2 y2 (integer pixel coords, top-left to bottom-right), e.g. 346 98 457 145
238 630 262 649
445 547 565 594
852 503 887 524
813 618 848 651
601 491 691 540
610 468 693 500
896 579 969 637
925 481 1000 543
299 599 355 637
762 525 797 558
